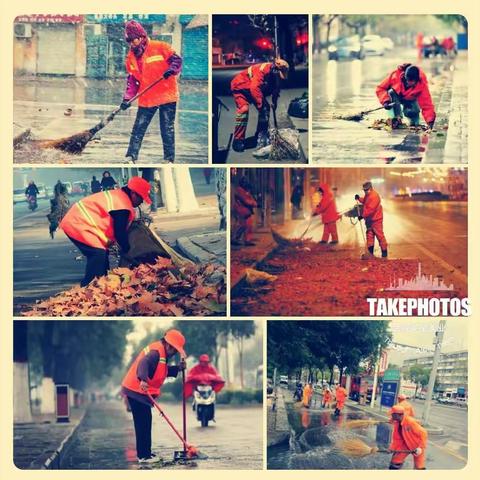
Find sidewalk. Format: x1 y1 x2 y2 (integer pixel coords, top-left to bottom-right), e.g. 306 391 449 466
267 387 290 447
148 194 226 265
14 407 86 469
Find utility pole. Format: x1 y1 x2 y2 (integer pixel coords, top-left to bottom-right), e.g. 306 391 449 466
370 344 381 409
422 319 446 426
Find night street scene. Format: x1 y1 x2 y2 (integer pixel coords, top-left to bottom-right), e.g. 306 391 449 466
13 14 208 164
230 167 467 316
212 15 308 164
13 167 226 316
312 15 468 164
267 320 467 470
13 320 263 469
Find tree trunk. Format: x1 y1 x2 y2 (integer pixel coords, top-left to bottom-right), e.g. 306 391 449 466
174 168 199 213
238 337 244 389
329 366 334 385
13 321 32 423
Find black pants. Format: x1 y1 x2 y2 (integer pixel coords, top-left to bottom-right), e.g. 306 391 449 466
128 397 152 459
67 236 109 287
126 103 177 162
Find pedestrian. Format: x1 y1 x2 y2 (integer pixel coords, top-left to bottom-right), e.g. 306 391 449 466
59 177 151 287
355 181 388 258
389 405 427 470
54 180 67 197
47 184 70 239
121 20 182 163
25 180 39 198
376 63 435 129
230 58 289 152
101 171 117 191
140 167 158 212
302 382 313 408
121 329 187 464
232 176 257 246
312 183 340 244
334 385 347 416
322 387 332 409
290 183 303 218
293 382 303 402
91 176 102 194
390 394 416 417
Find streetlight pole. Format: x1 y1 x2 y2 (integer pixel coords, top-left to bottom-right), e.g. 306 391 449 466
422 319 446 426
370 344 381 409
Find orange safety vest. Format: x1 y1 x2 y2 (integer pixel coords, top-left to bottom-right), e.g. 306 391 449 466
391 415 428 451
60 189 136 250
122 341 168 396
359 189 383 223
126 39 179 108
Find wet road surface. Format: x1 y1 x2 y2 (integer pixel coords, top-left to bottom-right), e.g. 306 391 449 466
312 48 466 164
61 400 263 469
14 78 208 164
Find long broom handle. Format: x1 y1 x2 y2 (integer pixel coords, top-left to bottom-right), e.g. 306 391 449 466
88 75 166 136
147 392 190 449
361 102 395 115
182 368 187 456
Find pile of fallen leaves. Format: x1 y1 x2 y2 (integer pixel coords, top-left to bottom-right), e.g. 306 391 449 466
231 245 463 316
369 118 449 135
22 257 226 317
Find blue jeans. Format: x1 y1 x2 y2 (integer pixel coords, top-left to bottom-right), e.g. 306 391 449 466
126 102 177 161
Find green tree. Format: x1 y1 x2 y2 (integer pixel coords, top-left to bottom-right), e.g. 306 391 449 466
227 321 256 388
406 365 431 397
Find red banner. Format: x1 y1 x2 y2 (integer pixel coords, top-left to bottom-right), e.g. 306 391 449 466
15 15 83 24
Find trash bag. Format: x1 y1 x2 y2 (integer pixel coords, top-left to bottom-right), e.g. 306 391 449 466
269 127 301 161
288 92 308 119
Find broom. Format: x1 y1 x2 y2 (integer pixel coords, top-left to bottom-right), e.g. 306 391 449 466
33 75 166 154
335 103 394 122
343 419 389 429
269 104 299 161
337 438 414 457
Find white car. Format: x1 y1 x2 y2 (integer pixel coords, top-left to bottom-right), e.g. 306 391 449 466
362 35 385 56
382 37 394 50
13 188 27 204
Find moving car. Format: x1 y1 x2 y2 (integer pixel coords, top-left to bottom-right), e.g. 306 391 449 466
13 188 27 204
362 35 385 56
328 35 364 60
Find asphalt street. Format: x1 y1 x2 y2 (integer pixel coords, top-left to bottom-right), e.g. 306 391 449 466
13 77 208 164
61 400 263 470
312 48 467 163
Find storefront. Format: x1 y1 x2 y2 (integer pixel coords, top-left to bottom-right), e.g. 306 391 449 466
14 15 84 76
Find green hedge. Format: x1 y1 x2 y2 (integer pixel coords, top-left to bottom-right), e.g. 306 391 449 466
217 388 263 405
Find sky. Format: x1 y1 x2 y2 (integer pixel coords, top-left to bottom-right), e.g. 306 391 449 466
387 319 468 366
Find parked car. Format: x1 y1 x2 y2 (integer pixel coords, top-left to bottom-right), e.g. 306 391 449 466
63 181 73 194
362 35 385 56
279 375 289 386
328 35 364 60
36 184 48 199
382 37 395 50
13 188 27 204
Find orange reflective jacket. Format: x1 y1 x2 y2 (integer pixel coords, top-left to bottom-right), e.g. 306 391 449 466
376 63 436 123
126 40 179 107
314 183 340 223
336 387 347 402
359 189 383 223
122 341 168 396
390 415 428 451
231 62 278 109
60 189 135 250
234 186 257 219
390 400 416 418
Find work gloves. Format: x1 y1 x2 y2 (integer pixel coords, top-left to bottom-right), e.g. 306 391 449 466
354 194 360 201
120 100 131 110
179 358 187 371
383 102 393 110
427 121 435 129
358 215 363 221
413 447 423 456
163 69 175 79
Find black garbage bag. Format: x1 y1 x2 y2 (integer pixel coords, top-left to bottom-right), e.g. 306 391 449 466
288 92 308 119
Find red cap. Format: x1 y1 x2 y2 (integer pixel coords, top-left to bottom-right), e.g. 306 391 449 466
164 329 186 358
391 405 405 415
199 354 210 362
127 176 152 204
398 394 407 401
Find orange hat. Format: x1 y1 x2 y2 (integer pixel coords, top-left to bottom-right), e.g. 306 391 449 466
199 354 210 362
127 176 152 205
398 394 407 401
391 405 405 414
164 329 186 358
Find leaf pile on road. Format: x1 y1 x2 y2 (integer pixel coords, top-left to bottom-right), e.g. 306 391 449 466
22 257 226 317
231 243 462 316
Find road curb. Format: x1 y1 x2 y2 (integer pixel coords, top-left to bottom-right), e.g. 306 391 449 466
42 408 87 469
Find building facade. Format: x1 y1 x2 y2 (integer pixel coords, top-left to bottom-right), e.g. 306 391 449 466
403 350 468 396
